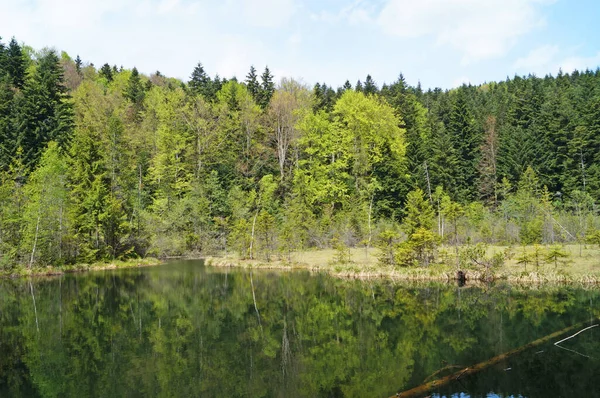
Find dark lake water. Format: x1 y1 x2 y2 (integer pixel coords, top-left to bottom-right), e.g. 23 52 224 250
1 260 599 397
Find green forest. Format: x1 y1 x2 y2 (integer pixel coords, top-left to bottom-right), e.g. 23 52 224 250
1 36 600 270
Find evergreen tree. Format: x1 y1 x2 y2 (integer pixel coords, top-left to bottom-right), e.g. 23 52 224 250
447 87 480 201
245 66 260 101
355 80 363 92
0 37 6 74
381 74 429 195
124 67 145 121
189 62 213 100
403 188 434 236
75 55 82 74
6 38 25 89
478 115 499 206
99 63 113 82
258 66 275 109
16 49 74 170
313 83 336 112
124 67 144 104
363 75 378 95
0 150 27 265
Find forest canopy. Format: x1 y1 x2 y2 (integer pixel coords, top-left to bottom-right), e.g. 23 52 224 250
1 36 600 268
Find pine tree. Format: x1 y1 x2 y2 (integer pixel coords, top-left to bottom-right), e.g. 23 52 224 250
381 74 429 195
313 83 336 112
212 74 223 96
74 55 82 75
355 80 363 92
478 115 499 206
69 116 109 261
124 67 144 104
0 80 17 170
16 49 73 170
99 63 113 82
363 75 378 95
447 87 480 201
245 65 260 101
6 38 25 89
403 188 434 236
189 62 213 100
258 66 275 109
0 37 6 74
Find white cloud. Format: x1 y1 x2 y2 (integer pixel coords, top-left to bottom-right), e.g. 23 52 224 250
377 0 553 63
514 44 559 70
558 52 600 73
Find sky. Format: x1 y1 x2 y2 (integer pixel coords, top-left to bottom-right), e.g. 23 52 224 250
1 0 599 89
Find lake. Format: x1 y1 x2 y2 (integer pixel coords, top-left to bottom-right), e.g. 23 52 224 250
0 260 599 397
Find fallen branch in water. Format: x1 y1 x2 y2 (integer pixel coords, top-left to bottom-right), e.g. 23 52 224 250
554 324 598 346
554 324 598 358
393 320 595 398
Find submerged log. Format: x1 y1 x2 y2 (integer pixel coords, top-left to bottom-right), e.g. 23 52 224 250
393 320 597 398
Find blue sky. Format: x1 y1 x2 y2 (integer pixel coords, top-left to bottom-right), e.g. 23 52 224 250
1 0 599 89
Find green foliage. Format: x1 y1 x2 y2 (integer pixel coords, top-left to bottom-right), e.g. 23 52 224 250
376 228 401 266
395 227 438 267
22 142 69 266
258 66 275 109
515 247 533 270
403 188 434 236
331 234 351 265
124 67 145 117
545 245 570 269
15 49 73 170
3 35 600 266
459 243 505 279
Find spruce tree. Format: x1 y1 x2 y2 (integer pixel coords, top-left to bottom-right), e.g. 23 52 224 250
6 38 25 89
16 49 73 170
74 55 82 74
363 75 378 95
0 37 6 74
355 80 363 92
99 63 113 82
189 62 213 100
447 87 480 201
124 67 145 105
69 118 108 262
258 66 274 109
245 65 260 101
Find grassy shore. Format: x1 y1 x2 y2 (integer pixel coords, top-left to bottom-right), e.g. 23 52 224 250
205 244 600 284
0 257 161 278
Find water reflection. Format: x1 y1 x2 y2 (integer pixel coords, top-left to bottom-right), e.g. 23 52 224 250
0 260 598 397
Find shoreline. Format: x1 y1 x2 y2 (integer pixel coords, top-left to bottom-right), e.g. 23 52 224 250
204 253 600 285
0 258 162 279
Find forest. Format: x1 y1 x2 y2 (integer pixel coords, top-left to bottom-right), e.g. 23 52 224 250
1 35 600 270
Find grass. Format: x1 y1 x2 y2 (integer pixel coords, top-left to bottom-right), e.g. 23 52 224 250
0 257 161 278
206 244 600 285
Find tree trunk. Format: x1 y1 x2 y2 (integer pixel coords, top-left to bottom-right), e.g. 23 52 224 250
394 320 596 398
29 213 41 269
249 210 258 260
